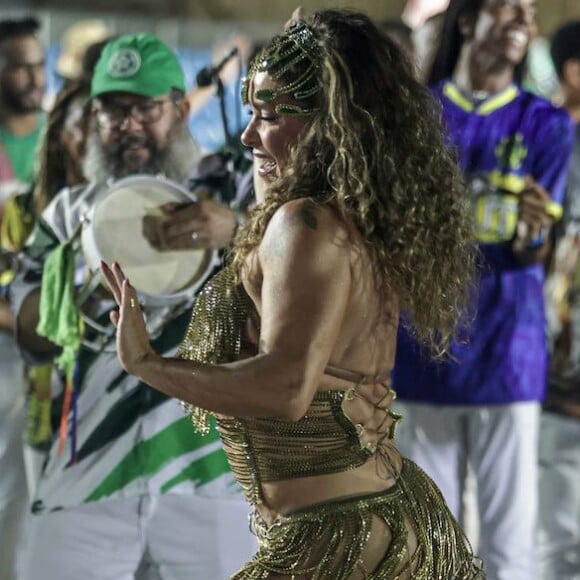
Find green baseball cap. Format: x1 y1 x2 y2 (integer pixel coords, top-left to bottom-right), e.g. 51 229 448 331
90 33 186 99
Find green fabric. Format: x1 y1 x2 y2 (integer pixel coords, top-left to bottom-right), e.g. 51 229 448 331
161 448 232 494
36 241 81 378
0 114 45 183
84 416 225 502
91 34 185 99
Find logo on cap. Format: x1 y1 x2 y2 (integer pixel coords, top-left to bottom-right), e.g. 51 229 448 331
107 48 141 78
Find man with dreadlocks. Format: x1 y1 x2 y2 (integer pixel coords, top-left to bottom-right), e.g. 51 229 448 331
393 1 574 579
102 10 485 579
0 15 46 580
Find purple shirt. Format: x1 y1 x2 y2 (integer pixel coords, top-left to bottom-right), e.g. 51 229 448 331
394 81 574 405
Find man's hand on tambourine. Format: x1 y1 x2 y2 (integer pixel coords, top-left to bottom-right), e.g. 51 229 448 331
100 261 159 374
162 200 237 250
143 200 237 251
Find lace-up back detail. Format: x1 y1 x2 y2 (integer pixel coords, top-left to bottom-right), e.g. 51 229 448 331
179 267 402 505
218 384 401 504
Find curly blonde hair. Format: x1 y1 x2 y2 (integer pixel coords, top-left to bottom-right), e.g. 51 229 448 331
232 9 476 356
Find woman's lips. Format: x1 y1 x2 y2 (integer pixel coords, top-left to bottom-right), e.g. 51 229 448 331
254 154 277 177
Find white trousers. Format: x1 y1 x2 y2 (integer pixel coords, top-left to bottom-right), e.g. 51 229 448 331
21 493 257 580
537 412 580 580
0 334 28 580
0 494 28 580
394 401 539 580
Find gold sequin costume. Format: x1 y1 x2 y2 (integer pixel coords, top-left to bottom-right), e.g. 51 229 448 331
179 268 485 579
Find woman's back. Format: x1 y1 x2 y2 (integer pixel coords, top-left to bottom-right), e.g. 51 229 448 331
233 199 403 517
244 199 399 389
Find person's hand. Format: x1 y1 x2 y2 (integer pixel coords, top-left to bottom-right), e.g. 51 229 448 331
145 200 237 251
516 176 552 243
100 261 157 374
212 34 253 85
284 6 306 29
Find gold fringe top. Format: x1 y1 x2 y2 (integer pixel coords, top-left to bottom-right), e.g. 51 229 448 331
178 267 401 505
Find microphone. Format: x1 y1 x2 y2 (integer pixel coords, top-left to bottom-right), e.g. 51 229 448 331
196 47 239 87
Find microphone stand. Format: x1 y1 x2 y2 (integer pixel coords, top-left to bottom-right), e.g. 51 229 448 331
214 76 235 156
196 49 248 205
210 73 244 204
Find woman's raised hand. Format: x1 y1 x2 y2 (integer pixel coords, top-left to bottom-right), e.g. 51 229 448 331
100 261 157 374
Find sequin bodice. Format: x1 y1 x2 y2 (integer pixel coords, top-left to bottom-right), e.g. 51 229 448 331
216 390 378 504
179 267 400 505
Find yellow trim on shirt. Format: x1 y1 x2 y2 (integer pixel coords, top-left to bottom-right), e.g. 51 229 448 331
486 173 563 221
442 82 474 112
478 86 519 115
442 82 519 116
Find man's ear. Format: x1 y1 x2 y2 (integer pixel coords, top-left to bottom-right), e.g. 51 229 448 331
177 96 191 120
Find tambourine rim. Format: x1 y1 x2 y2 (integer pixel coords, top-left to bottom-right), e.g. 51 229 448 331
80 175 219 306
96 174 198 203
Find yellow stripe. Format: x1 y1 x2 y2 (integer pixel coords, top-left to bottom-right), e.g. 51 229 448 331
442 82 519 116
478 85 519 115
442 82 474 112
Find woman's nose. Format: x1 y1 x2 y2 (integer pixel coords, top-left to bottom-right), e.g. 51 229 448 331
240 117 258 149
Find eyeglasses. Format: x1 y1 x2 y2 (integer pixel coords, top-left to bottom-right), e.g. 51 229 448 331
93 98 174 129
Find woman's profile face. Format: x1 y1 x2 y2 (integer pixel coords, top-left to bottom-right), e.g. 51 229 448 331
241 71 310 195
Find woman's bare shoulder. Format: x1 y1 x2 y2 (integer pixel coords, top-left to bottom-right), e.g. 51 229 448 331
258 198 351 266
267 198 349 239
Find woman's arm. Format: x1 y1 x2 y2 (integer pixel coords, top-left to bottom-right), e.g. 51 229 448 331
103 199 351 421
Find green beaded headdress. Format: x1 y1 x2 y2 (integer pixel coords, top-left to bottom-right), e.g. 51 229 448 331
242 21 321 116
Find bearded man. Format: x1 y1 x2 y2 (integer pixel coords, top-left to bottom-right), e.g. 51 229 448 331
11 33 255 580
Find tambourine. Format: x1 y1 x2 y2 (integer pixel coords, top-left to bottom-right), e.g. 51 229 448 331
80 175 219 307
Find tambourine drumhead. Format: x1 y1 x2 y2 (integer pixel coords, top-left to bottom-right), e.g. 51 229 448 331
81 175 218 305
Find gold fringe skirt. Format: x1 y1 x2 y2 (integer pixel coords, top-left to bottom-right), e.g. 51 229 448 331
233 459 485 579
